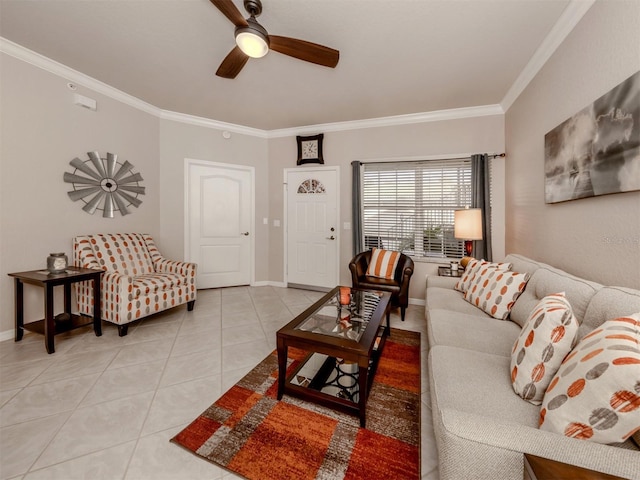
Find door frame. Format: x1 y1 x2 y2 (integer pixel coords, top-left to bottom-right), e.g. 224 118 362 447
283 165 340 288
184 158 256 286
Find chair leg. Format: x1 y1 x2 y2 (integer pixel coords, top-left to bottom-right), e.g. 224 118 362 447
118 324 129 337
401 306 406 321
187 300 195 311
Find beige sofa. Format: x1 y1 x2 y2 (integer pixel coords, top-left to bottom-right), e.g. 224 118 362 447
426 254 640 479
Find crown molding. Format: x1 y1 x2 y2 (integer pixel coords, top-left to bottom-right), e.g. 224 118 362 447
159 110 268 138
266 104 504 138
500 0 595 112
0 37 162 118
2 36 503 138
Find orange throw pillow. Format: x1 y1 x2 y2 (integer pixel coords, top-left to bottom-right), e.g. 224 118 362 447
366 248 400 280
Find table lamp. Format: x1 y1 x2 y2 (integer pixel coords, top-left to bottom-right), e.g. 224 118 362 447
454 208 483 257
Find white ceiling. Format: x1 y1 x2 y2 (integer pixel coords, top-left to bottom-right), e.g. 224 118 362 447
0 0 575 131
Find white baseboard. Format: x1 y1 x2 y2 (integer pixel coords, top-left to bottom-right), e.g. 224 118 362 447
0 329 15 343
250 280 288 287
409 297 426 306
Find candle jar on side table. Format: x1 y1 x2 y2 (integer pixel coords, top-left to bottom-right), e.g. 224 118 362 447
437 265 464 277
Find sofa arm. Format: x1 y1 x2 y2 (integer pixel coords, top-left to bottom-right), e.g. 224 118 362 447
399 263 414 292
154 257 197 304
73 236 103 270
349 251 372 286
426 275 458 289
154 257 197 277
76 270 132 324
434 407 640 480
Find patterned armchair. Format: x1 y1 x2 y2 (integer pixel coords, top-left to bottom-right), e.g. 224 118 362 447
73 233 197 336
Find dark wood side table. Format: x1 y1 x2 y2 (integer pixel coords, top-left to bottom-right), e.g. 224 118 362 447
524 454 625 480
8 267 104 354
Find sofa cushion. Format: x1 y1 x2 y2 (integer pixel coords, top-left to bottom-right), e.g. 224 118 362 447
425 286 492 318
428 309 521 355
366 248 400 279
503 254 543 277
539 314 640 444
582 286 640 340
510 293 579 405
509 266 602 328
430 345 540 426
133 273 184 297
465 270 530 320
89 233 155 276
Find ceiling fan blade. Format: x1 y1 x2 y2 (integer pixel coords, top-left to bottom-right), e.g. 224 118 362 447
216 46 250 79
269 35 339 68
209 0 248 28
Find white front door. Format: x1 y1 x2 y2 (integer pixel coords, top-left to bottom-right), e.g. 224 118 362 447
285 167 339 289
186 160 253 289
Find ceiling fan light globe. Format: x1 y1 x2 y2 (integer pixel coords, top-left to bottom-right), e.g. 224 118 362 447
235 31 269 58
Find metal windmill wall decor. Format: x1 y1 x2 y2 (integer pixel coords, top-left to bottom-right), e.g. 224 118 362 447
63 151 145 217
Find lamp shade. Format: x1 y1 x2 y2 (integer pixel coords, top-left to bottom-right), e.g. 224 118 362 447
454 208 483 240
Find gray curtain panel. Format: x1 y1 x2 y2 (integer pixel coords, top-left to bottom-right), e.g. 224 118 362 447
351 161 363 256
471 154 493 261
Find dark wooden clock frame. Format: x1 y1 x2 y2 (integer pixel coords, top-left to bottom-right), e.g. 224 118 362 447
296 133 324 165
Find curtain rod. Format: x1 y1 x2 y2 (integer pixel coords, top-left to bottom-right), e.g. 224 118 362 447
356 153 506 165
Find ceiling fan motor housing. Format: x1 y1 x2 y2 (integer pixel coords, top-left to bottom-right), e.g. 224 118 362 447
235 16 269 43
244 0 263 17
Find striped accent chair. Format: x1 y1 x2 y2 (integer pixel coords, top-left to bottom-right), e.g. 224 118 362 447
73 233 197 336
349 249 414 321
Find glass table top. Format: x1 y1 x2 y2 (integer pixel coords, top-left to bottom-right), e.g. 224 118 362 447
295 288 384 341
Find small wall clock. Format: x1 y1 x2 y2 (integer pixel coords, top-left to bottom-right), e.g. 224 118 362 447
296 133 324 165
63 151 145 217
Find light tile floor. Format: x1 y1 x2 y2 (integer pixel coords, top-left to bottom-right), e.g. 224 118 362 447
0 286 439 480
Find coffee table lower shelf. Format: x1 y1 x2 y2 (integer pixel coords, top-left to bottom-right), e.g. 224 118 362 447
277 326 387 427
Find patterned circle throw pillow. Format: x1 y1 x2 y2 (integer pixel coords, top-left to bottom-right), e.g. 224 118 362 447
464 269 530 320
510 293 579 405
539 313 640 444
454 259 511 293
454 258 482 293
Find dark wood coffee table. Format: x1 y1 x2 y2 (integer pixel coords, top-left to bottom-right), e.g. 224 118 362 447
276 286 391 427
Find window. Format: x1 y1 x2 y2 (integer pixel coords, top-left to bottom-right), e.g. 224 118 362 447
361 158 471 259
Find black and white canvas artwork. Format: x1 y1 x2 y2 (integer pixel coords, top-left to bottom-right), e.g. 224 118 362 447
544 70 640 203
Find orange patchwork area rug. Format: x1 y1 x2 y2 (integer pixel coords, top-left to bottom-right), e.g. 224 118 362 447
171 328 421 480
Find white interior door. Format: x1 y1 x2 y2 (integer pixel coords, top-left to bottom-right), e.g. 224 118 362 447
285 167 339 289
186 160 253 289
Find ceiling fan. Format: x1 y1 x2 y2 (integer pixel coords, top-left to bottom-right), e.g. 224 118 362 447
210 0 340 79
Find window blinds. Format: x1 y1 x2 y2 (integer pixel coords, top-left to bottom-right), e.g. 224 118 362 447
362 158 471 259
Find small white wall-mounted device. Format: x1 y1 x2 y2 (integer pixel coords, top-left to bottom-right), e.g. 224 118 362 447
73 93 97 111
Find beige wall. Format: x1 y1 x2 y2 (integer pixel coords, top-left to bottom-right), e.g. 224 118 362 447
267 115 506 301
0 53 160 335
158 120 270 282
505 0 640 289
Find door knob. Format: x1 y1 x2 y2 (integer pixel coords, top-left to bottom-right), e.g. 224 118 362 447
326 235 335 240
241 232 249 236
